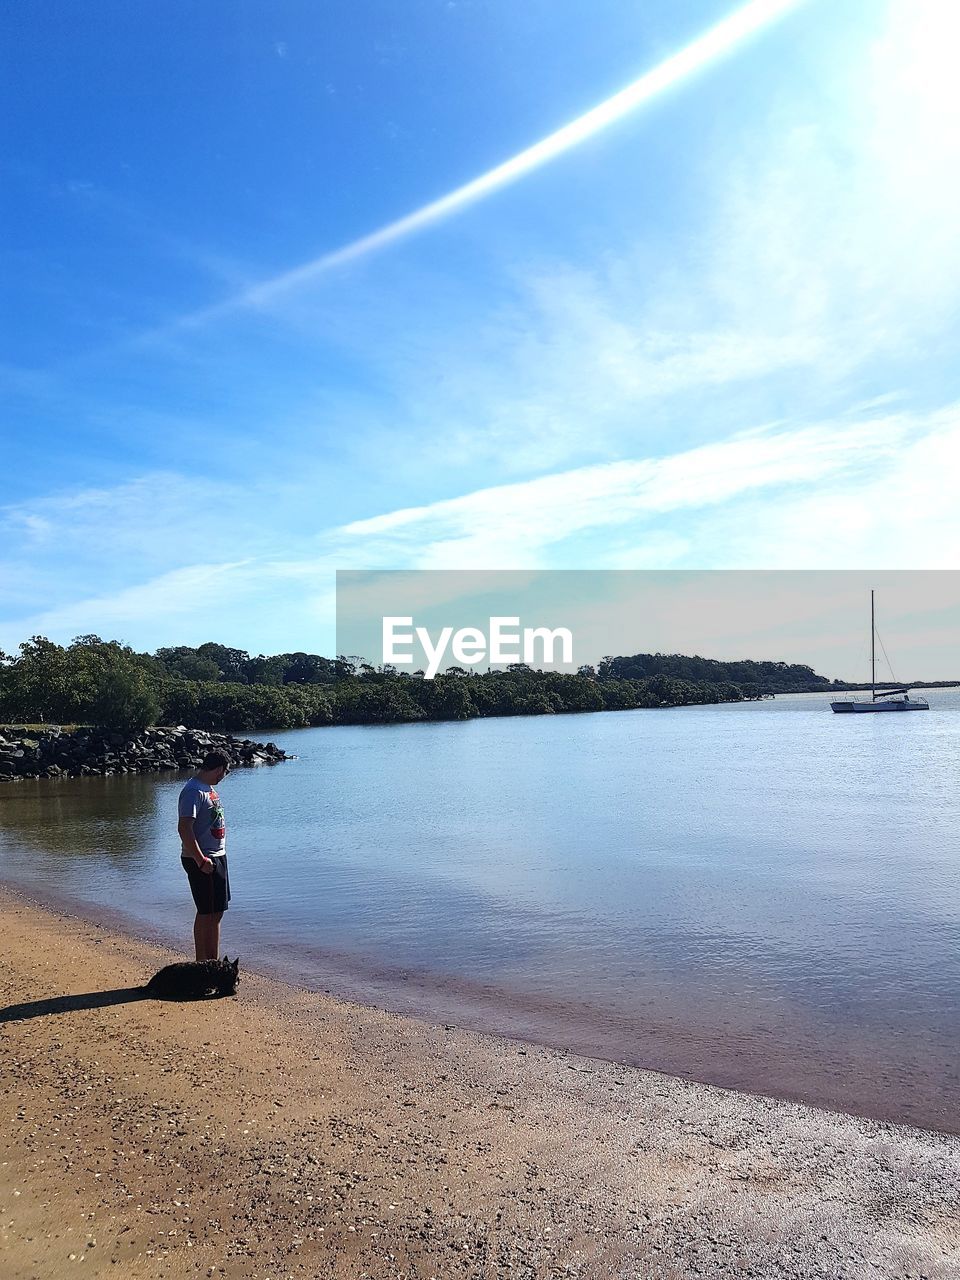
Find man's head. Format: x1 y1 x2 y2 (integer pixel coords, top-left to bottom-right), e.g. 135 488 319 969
198 749 231 783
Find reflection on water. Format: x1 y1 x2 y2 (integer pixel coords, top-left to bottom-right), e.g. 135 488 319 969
1 691 959 1132
0 772 164 860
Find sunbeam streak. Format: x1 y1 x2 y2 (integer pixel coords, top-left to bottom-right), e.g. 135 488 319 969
181 0 808 328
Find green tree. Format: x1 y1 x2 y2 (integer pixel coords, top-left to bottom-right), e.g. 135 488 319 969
418 674 474 720
243 654 287 686
3 637 73 722
156 646 221 682
281 652 339 684
69 636 160 730
197 642 251 683
88 661 159 731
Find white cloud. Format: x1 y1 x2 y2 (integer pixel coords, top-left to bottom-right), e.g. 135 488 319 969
336 414 912 566
703 408 960 569
2 402 956 653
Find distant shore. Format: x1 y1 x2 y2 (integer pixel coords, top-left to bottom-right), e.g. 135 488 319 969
804 680 960 693
1 890 958 1279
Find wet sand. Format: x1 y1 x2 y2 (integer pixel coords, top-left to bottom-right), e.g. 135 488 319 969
1 890 958 1279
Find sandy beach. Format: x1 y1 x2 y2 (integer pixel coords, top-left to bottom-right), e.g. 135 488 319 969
1 890 958 1280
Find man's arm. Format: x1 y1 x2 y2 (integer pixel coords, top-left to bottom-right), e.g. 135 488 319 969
178 816 213 873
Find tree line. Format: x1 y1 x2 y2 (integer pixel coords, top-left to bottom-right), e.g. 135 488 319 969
596 652 830 691
0 636 833 733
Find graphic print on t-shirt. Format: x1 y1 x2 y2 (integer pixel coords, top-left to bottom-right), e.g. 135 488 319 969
209 786 226 841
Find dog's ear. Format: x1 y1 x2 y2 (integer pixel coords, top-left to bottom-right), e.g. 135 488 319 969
231 957 240 975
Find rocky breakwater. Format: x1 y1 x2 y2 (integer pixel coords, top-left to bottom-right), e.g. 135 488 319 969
0 726 289 781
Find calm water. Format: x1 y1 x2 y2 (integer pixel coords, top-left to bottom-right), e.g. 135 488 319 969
2 692 959 1132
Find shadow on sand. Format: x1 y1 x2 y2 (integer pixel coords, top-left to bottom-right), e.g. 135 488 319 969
0 987 149 1023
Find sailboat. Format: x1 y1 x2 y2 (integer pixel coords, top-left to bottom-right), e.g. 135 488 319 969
830 591 929 713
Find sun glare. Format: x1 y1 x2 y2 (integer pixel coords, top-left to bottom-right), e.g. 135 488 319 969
184 0 807 325
882 0 960 122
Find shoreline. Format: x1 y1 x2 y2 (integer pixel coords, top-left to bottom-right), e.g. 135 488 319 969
1 891 958 1278
4 875 958 1140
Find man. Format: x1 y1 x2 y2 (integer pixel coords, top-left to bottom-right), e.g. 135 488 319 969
177 749 231 961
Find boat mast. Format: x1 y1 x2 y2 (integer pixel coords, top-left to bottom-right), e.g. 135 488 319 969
871 589 876 699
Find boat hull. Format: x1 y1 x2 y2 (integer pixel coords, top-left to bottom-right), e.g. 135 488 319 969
830 699 929 713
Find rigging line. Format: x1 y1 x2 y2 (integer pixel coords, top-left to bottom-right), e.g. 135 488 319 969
875 627 899 685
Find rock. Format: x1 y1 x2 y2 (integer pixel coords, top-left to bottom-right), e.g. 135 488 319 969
0 727 289 782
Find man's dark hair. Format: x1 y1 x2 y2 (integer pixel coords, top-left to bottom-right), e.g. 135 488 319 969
200 749 231 772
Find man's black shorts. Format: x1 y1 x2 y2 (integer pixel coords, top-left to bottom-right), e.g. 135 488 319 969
181 855 231 915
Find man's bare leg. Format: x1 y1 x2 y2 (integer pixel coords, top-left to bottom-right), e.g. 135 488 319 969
194 912 223 961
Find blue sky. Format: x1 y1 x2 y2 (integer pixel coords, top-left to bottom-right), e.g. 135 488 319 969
2 0 959 660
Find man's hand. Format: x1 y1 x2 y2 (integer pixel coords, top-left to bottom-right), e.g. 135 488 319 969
178 815 211 872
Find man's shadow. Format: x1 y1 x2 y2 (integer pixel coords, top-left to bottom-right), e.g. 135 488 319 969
0 987 149 1023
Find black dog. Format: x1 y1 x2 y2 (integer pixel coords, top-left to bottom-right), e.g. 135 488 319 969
145 956 240 1000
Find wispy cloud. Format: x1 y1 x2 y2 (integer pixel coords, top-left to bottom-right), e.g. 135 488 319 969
368 260 827 476
0 472 259 567
335 415 910 566
2 400 956 652
699 407 960 569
